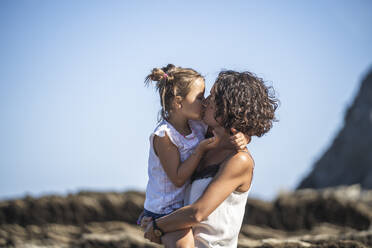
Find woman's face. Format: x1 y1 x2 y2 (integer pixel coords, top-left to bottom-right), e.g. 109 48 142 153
202 88 221 128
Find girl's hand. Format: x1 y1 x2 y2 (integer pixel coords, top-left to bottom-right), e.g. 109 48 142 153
141 216 153 229
198 130 221 152
144 221 162 244
230 128 251 150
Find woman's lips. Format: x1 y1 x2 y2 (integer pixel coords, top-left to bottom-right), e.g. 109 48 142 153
201 107 206 118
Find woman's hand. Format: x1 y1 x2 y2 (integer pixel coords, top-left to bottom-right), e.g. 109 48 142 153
144 221 162 244
230 128 251 150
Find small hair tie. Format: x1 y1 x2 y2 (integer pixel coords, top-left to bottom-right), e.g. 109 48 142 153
163 73 168 79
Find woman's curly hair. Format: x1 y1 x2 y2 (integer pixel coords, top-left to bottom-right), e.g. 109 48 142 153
211 70 279 137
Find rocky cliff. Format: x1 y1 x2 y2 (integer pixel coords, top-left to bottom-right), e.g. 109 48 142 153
298 69 372 189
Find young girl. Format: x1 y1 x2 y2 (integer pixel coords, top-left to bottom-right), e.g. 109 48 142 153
139 64 249 247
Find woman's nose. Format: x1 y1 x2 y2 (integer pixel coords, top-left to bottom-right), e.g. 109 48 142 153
202 96 210 107
202 98 208 108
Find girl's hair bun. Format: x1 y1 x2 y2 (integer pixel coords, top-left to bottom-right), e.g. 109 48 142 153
149 68 166 82
147 64 176 83
162 64 176 74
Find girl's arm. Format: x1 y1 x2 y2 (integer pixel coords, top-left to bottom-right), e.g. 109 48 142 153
230 128 251 150
153 133 219 187
144 151 254 240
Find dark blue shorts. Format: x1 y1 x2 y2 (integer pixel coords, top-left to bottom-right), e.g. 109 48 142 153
137 209 171 225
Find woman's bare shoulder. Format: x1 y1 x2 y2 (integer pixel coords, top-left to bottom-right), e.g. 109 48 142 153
232 150 253 164
222 150 254 175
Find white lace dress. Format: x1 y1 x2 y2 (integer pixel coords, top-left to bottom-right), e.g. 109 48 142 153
144 119 207 214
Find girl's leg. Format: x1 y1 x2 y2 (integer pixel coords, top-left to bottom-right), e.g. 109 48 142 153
161 228 194 248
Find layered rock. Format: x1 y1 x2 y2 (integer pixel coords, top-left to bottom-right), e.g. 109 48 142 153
1 186 372 248
0 191 144 227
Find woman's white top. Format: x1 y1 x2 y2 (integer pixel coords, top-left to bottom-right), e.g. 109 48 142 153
185 177 250 248
144 119 207 214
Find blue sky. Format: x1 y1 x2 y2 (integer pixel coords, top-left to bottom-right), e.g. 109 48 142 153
1 0 372 200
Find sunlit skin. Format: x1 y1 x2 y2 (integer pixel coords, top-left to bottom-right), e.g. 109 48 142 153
178 78 206 121
144 89 254 244
143 79 251 246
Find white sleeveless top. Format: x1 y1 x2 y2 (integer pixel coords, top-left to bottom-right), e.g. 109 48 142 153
144 119 208 214
185 178 250 248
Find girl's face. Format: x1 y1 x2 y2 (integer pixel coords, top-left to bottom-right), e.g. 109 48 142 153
179 78 205 120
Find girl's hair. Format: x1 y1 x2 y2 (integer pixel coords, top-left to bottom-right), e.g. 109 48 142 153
211 70 279 137
145 64 204 120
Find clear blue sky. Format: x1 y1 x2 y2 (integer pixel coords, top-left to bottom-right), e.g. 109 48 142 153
1 0 371 200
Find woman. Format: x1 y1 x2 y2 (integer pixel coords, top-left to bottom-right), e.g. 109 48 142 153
144 70 278 247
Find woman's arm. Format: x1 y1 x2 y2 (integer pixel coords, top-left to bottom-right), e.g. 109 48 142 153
145 151 253 238
154 133 220 187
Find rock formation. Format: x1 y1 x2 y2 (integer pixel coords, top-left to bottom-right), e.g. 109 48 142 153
298 69 372 189
1 186 372 248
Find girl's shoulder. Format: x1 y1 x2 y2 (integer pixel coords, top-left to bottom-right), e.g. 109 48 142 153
152 120 181 147
153 120 171 135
